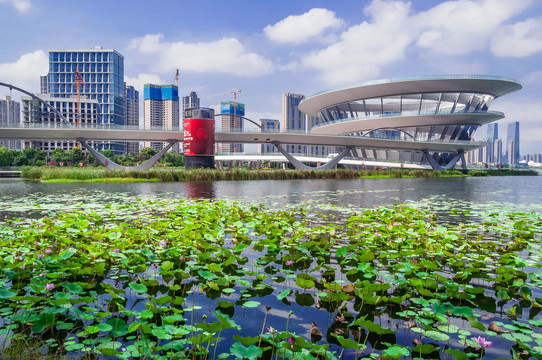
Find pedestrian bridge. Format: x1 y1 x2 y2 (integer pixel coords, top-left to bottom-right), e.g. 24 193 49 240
0 122 479 170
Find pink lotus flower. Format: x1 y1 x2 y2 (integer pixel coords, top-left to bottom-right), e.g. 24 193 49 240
285 260 294 266
473 336 493 350
45 283 54 291
287 337 295 349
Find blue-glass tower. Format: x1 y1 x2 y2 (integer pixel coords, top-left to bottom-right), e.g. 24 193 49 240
506 121 520 165
47 48 125 125
487 123 498 141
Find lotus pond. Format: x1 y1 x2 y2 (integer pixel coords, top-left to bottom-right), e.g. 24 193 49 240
0 188 541 360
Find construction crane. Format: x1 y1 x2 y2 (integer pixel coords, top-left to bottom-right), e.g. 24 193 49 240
73 68 85 127
213 88 242 117
174 69 180 89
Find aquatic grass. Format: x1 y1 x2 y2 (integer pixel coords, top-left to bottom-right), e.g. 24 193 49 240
21 166 536 183
0 199 540 359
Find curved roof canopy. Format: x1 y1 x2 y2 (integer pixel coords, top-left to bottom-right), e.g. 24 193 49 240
298 75 522 117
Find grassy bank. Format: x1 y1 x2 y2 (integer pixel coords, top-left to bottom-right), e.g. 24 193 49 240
20 166 537 182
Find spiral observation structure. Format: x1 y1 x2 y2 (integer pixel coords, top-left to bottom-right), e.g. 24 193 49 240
298 75 522 169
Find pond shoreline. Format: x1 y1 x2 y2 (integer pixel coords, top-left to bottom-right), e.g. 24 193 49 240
19 166 539 183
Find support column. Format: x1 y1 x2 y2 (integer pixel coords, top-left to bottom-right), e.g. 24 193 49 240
78 137 177 171
272 142 354 170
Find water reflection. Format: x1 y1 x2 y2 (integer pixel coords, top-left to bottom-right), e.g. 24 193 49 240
185 181 216 199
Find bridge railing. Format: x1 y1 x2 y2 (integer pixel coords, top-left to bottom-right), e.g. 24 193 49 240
0 122 486 146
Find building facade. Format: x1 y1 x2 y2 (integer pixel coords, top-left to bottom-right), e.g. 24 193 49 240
182 91 200 120
298 75 522 169
40 75 48 94
282 93 306 155
259 118 280 155
487 123 498 141
506 121 520 165
35 48 126 154
124 84 140 154
47 48 124 125
0 96 21 149
21 94 100 156
143 84 179 152
220 101 244 153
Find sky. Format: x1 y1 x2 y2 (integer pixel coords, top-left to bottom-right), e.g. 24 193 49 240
1 0 541 154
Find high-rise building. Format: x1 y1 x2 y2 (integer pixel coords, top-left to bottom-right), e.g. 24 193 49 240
182 91 200 120
220 101 244 153
487 123 498 141
0 96 21 149
282 93 306 154
47 48 125 125
144 84 179 152
40 75 48 94
21 95 100 156
36 47 125 154
259 119 280 155
506 121 520 165
124 84 139 154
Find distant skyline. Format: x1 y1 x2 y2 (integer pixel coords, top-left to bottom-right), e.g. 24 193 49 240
1 0 541 153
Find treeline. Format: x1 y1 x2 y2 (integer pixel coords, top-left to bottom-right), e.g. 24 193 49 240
0 146 185 167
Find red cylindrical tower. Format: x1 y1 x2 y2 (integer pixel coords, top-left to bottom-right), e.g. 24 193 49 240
183 108 215 169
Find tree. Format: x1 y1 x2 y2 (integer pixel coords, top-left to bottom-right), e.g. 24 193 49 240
0 147 14 167
51 148 67 163
101 150 115 159
70 148 84 164
23 147 46 166
139 147 158 160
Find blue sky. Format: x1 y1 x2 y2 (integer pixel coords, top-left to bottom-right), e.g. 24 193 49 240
1 0 541 153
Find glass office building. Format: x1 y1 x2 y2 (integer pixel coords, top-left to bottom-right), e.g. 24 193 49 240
282 93 307 155
507 121 520 165
182 91 200 120
259 118 280 154
47 48 125 126
0 96 21 149
125 84 140 154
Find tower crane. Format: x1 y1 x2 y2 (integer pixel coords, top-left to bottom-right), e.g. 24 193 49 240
213 88 242 117
73 68 85 127
174 69 180 89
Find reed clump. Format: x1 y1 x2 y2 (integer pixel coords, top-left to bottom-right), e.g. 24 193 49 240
20 166 535 182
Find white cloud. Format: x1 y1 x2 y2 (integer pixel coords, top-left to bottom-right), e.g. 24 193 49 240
301 0 413 85
0 0 32 13
414 0 531 55
294 0 536 86
128 34 274 77
0 50 48 93
124 73 164 94
522 70 542 84
264 8 344 44
491 17 542 57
